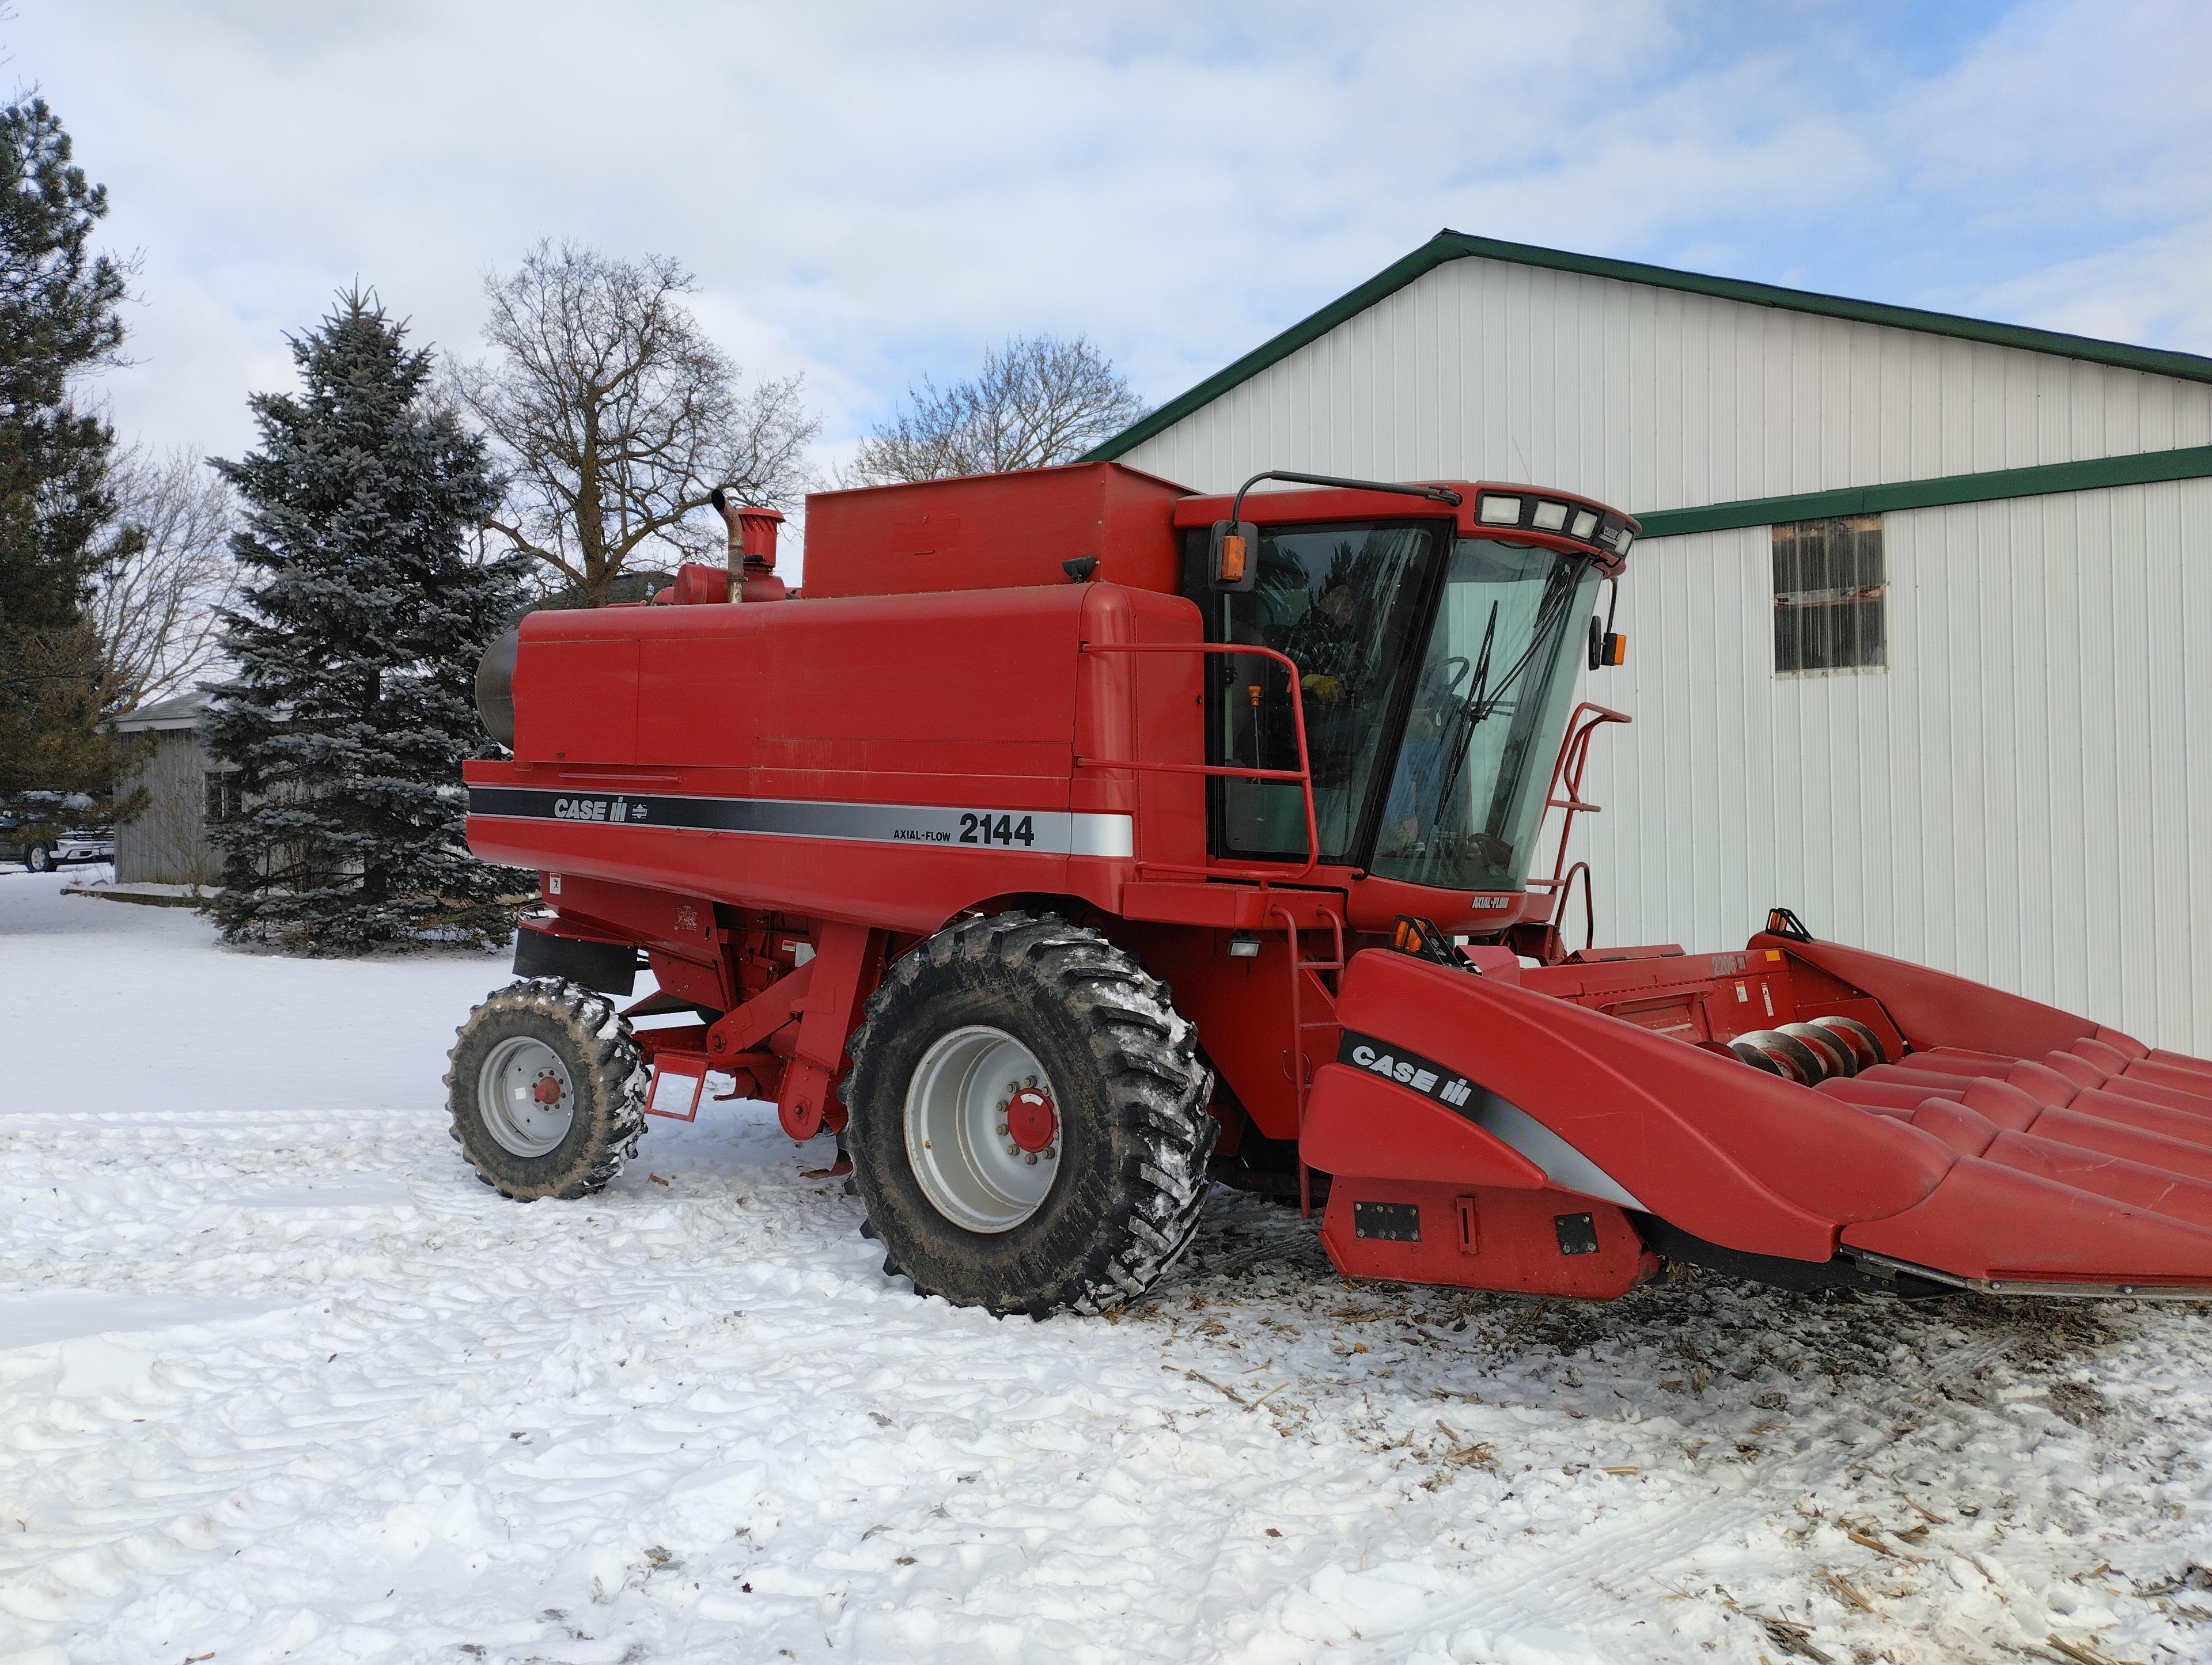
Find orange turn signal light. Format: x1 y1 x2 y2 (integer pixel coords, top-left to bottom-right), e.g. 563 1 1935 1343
1604 631 1628 666
1209 519 1259 591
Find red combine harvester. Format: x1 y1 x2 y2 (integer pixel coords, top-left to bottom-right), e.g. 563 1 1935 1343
452 462 2212 1315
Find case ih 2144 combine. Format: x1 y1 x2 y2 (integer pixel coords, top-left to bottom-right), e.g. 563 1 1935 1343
450 462 2212 1315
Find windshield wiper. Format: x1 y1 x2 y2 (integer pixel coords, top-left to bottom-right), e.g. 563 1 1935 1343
1426 560 1590 821
1429 601 1499 816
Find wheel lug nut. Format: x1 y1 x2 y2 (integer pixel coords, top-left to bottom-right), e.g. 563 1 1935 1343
997 1099 1008 1113
1024 1152 1039 1165
1007 1143 1021 1156
1045 1146 1057 1160
1025 1075 1037 1088
996 1122 1008 1136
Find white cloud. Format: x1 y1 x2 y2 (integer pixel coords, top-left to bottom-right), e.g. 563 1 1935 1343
1974 222 2212 351
15 0 2211 474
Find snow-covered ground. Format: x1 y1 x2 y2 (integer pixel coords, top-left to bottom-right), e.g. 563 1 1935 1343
3 871 2209 1665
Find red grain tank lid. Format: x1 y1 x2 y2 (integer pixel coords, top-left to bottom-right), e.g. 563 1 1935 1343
799 461 1192 600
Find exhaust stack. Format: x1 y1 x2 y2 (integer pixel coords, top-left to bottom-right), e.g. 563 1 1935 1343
711 488 787 602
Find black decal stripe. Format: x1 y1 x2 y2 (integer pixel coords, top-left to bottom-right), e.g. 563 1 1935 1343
467 786 1132 858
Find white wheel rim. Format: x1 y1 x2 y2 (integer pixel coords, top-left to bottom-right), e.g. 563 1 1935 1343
479 1035 576 1157
904 1025 1060 1233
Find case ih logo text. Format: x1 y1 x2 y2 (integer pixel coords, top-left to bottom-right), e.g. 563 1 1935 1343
554 797 647 823
1340 1031 1476 1108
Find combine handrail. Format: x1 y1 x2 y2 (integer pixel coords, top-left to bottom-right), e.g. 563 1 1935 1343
1076 640 1323 883
1525 701 1631 927
1557 859 1596 953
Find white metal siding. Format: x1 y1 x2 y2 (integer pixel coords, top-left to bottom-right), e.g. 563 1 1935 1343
1119 257 2212 514
1574 479 2212 1055
1117 256 2212 1052
116 730 216 886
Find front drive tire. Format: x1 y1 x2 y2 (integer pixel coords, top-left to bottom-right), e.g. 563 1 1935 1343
25 844 50 873
446 978 647 1200
843 912 1217 1317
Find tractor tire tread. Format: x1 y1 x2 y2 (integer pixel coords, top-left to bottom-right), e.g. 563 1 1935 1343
444 977 648 1202
844 910 1215 1317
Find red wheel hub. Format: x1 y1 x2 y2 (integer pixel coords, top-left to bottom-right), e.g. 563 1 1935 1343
532 1072 566 1107
1005 1086 1058 1153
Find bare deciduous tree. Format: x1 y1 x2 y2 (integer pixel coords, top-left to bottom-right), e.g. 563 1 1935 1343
447 242 819 606
90 445 236 712
844 334 1148 486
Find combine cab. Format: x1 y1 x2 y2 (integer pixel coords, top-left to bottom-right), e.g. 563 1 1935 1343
448 463 2212 1314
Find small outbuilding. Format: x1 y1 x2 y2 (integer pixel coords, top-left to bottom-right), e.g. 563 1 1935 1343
1088 231 2212 1050
112 690 223 887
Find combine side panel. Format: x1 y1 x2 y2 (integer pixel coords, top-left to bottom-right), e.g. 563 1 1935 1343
1317 950 1953 1264
464 581 1202 935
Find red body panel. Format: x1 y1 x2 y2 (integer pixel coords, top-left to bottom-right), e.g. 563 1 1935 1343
802 462 1191 599
1755 934 2098 1059
1321 1181 1656 1298
473 581 1209 934
1301 1061 1548 1189
1325 950 1949 1260
1843 1161 2212 1288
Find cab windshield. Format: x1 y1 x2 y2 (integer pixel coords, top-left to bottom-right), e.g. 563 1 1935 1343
1203 522 1597 893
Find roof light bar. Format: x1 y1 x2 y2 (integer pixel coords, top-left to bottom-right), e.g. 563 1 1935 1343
1469 490 1632 561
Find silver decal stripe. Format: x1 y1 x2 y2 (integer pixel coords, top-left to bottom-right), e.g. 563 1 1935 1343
1462 1095 1648 1212
1336 1027 1649 1212
467 786 1134 859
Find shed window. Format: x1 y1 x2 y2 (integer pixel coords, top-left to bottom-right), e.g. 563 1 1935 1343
1772 514 1884 674
205 769 242 826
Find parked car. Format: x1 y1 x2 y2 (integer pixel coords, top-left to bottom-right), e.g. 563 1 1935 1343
0 794 115 872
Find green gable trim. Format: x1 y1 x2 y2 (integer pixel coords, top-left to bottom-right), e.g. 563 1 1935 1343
1085 229 2212 463
1084 238 1461 461
1633 445 2212 540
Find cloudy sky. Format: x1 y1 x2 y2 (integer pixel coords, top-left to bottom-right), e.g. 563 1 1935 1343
18 1 2212 477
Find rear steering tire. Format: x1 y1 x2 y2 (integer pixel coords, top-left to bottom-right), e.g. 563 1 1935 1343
446 978 647 1200
842 911 1217 1317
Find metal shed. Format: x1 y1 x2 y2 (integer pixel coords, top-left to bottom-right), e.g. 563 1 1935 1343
1088 231 2212 1052
112 689 218 886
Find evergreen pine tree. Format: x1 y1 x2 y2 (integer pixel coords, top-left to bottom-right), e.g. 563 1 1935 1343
0 97 132 795
206 289 522 952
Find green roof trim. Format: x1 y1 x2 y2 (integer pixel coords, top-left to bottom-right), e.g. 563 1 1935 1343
1085 229 2212 463
1634 445 2212 539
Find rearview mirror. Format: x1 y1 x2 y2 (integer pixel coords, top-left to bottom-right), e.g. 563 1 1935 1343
1209 520 1258 593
